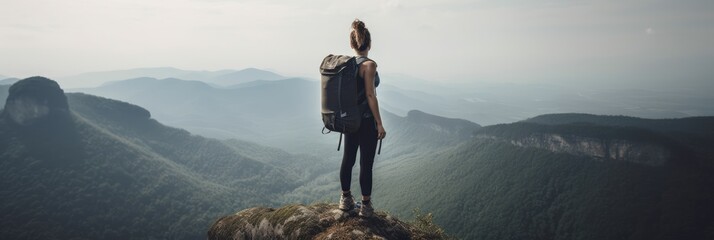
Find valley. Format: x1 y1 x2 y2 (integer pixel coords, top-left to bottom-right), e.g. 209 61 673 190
1 73 712 239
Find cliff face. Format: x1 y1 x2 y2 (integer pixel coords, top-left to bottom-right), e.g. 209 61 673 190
509 134 670 166
477 133 672 166
208 203 448 240
478 133 670 166
3 76 69 125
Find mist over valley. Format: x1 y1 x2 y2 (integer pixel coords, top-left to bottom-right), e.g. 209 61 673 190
0 69 712 239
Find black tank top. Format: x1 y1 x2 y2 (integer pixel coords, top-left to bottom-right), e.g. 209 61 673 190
356 56 380 118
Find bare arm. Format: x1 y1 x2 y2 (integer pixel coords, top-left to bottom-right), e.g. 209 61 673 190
361 61 386 139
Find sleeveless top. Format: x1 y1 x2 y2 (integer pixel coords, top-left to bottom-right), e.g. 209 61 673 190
356 56 380 119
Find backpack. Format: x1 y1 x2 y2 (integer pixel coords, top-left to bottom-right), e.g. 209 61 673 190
320 54 381 154
320 54 363 135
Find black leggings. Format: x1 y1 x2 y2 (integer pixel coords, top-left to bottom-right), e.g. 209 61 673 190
340 117 378 196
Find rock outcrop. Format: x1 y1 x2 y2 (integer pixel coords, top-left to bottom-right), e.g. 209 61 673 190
3 76 69 125
477 133 670 166
208 203 447 240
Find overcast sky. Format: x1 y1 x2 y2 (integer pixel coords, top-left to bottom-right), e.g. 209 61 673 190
1 0 713 90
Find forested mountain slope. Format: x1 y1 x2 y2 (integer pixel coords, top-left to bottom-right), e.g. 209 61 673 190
376 116 714 240
0 77 319 239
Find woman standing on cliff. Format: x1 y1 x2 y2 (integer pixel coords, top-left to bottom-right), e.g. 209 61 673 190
338 19 387 218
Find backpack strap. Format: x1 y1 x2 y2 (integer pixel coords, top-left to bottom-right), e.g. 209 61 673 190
356 56 379 87
377 139 382 155
356 56 371 65
337 133 343 151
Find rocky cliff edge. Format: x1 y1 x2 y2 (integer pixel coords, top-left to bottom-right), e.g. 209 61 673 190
208 203 451 240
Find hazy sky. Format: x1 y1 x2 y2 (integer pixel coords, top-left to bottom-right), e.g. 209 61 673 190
1 0 713 90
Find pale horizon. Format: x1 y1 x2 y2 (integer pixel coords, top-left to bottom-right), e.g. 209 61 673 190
2 0 713 91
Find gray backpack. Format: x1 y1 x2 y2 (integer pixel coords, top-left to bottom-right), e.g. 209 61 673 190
319 54 363 135
320 54 382 154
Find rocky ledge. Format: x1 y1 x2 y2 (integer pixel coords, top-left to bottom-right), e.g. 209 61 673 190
208 203 449 240
497 133 670 166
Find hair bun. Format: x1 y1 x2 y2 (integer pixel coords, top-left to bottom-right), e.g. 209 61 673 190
352 19 365 31
349 19 371 51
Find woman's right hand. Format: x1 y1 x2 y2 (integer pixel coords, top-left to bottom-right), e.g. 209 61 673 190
377 124 386 140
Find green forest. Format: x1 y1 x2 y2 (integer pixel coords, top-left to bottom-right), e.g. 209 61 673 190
376 138 714 239
1 77 713 239
0 79 328 239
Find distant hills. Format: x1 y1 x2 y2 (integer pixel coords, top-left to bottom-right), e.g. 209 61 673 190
8 66 714 125
381 78 714 125
0 78 18 85
71 76 325 153
48 66 714 126
525 113 714 136
208 68 284 86
70 74 491 157
58 67 285 88
69 74 495 154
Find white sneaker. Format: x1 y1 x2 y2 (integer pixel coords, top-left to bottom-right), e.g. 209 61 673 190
359 201 374 217
339 193 355 211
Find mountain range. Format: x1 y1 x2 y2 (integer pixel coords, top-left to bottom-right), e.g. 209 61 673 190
57 67 285 88
1 75 712 239
70 76 326 153
0 78 19 85
61 67 714 126
5 66 714 125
